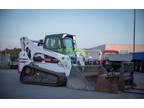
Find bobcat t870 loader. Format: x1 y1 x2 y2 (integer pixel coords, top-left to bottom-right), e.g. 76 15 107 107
18 33 134 92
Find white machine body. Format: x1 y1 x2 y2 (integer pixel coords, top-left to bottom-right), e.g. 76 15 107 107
18 37 72 76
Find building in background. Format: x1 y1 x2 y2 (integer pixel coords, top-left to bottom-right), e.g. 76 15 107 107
0 48 21 68
85 44 144 58
85 44 144 53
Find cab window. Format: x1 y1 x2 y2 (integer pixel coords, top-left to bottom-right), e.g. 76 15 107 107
45 36 62 50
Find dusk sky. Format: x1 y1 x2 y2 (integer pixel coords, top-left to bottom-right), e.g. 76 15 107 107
0 9 144 50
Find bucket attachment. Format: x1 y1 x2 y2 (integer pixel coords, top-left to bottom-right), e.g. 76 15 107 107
95 73 120 93
67 62 135 93
95 62 135 93
66 65 108 91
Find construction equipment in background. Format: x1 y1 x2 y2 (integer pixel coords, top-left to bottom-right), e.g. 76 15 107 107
102 52 133 71
84 49 120 70
18 33 135 93
85 49 133 72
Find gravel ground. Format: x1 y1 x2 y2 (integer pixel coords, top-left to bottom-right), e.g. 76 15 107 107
0 69 144 99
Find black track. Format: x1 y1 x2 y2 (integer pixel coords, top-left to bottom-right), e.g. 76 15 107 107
20 64 67 86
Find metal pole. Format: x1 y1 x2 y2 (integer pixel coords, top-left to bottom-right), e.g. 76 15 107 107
133 9 136 53
132 9 136 86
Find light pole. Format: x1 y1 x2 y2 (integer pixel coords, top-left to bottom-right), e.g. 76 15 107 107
133 9 136 54
132 9 136 86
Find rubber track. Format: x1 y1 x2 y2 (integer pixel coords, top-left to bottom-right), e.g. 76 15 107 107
20 64 67 86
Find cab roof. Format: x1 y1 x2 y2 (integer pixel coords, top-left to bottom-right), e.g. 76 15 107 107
45 33 75 38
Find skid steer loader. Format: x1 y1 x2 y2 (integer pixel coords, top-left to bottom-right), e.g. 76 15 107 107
18 33 134 93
